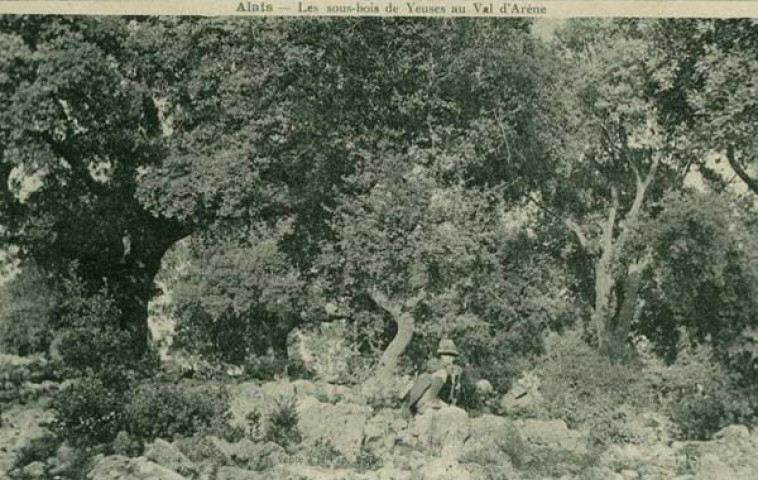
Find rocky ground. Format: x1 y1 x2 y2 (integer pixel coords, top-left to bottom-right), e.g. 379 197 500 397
2 376 758 480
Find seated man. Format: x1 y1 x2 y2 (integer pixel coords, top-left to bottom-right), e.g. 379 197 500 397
404 338 461 416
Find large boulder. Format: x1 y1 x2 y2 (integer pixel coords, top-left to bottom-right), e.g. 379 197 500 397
144 439 197 477
87 455 187 480
462 414 524 469
362 408 408 458
688 425 758 480
296 396 370 462
407 405 470 457
513 418 587 455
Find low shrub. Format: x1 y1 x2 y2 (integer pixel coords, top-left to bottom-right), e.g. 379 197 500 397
535 329 655 446
646 337 755 440
51 376 126 447
125 380 231 441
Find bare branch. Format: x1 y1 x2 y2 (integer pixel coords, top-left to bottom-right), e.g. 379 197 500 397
565 218 589 250
628 155 659 221
368 289 401 318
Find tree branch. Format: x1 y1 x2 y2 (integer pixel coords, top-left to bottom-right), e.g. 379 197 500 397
628 155 659 221
565 218 589 250
726 145 758 196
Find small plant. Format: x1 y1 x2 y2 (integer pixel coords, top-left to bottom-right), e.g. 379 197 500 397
245 409 263 439
264 395 301 448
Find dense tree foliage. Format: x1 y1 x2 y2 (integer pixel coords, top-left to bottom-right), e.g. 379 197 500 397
0 17 756 396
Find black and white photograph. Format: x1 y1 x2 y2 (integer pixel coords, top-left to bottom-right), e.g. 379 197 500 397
0 11 756 480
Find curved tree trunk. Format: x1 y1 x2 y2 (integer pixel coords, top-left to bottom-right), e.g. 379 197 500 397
367 289 423 381
374 312 415 380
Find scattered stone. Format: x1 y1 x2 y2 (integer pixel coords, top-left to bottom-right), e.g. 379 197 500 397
145 438 197 477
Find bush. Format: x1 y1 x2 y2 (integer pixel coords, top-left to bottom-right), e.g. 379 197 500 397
646 336 755 440
125 381 231 441
535 329 655 446
264 395 301 448
0 264 57 356
51 376 126 447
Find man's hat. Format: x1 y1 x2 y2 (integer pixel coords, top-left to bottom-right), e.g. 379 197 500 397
437 338 459 356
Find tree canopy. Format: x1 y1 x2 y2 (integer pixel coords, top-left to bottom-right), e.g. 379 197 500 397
0 17 756 388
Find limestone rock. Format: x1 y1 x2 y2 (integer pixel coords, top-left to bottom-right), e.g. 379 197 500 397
514 418 587 455
296 396 369 462
216 465 265 480
409 405 470 457
474 379 493 396
22 460 46 478
87 455 187 480
269 463 361 480
363 408 407 458
227 380 359 430
697 453 739 479
144 439 197 477
688 424 758 480
713 424 750 442
462 414 523 467
499 372 543 413
420 457 471 480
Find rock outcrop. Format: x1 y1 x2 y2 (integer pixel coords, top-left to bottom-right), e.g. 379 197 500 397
297 395 370 462
87 455 188 480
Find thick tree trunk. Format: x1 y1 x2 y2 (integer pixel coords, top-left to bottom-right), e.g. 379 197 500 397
606 258 646 357
107 214 191 355
593 187 618 353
